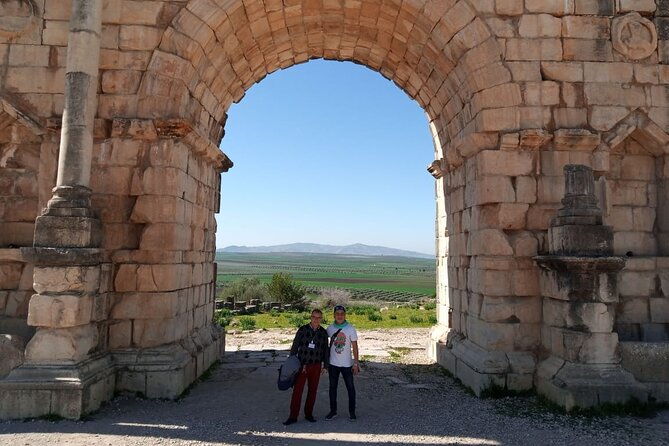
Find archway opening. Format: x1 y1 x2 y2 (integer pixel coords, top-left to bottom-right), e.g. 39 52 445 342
214 58 438 328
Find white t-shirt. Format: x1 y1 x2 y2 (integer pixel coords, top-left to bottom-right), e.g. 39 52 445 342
327 323 358 367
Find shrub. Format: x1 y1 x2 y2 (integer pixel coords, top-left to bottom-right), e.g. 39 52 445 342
389 314 397 320
428 315 438 324
219 277 269 302
320 288 351 309
424 301 437 311
409 315 424 324
288 313 308 328
269 308 280 317
239 316 257 331
367 313 383 322
267 273 309 311
213 309 233 327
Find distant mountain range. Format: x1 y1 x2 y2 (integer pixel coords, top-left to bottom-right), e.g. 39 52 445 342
219 243 433 259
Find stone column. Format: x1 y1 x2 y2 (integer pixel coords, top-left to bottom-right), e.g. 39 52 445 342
0 0 113 420
535 165 646 410
34 0 102 248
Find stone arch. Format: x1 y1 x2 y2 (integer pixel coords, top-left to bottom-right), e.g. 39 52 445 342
131 0 519 156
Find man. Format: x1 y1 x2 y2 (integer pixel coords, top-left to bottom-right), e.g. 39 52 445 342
284 308 329 426
326 305 359 421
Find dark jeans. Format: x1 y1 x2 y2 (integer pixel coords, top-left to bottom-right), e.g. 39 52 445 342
328 365 356 415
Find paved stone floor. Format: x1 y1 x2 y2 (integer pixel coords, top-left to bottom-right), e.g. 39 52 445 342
0 329 668 445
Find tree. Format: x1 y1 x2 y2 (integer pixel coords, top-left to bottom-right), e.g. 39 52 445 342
267 272 308 311
220 277 269 302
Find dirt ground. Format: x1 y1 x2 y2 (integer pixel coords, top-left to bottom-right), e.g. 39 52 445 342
0 328 667 446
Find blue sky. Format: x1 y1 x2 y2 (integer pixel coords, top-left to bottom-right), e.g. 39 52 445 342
216 59 436 255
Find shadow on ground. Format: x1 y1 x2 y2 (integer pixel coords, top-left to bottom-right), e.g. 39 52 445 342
0 347 667 446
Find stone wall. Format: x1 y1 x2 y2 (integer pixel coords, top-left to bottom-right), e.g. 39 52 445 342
0 0 668 417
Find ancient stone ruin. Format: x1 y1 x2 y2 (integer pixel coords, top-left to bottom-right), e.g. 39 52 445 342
0 0 668 418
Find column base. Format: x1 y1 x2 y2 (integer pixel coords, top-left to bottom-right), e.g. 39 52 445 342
429 326 536 395
0 353 115 420
536 356 648 411
112 335 222 399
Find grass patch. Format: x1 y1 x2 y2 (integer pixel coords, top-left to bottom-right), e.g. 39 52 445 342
229 305 436 330
239 316 256 331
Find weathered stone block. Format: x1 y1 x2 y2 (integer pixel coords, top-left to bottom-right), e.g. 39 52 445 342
0 334 25 379
25 325 99 363
33 266 100 295
111 292 180 319
28 294 94 328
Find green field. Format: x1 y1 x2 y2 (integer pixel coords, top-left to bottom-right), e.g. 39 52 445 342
216 252 436 299
226 305 437 330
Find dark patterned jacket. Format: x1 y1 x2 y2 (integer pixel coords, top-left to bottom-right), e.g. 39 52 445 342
290 324 329 366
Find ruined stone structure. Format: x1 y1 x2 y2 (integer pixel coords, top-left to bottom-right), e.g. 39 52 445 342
0 0 668 418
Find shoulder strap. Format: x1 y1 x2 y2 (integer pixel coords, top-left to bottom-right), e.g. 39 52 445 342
329 328 343 349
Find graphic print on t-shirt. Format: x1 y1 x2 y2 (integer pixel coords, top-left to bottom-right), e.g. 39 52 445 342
333 331 347 354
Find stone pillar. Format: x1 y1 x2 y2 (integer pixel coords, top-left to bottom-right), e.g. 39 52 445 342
535 165 646 410
0 0 114 420
33 0 102 248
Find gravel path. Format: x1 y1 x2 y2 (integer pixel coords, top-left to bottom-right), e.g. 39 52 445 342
1 328 667 445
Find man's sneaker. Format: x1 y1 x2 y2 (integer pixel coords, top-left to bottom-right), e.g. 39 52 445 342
283 418 297 426
305 416 316 422
325 411 337 420
349 413 357 422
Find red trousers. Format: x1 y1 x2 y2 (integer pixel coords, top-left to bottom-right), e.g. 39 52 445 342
289 363 321 419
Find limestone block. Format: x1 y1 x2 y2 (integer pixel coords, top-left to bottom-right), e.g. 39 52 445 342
33 266 100 295
469 229 513 256
469 268 512 296
554 108 588 128
632 208 656 232
519 14 562 38
526 0 574 15
110 292 180 319
90 166 134 195
617 0 656 13
506 62 542 81
146 369 186 399
513 268 540 296
562 16 610 39
132 167 188 197
25 325 99 363
139 223 191 251
506 38 563 61
510 232 539 257
524 81 560 106
475 107 520 132
8 45 50 67
537 176 565 203
485 17 516 38
649 298 669 323
495 0 523 15
4 291 32 317
514 176 537 204
480 296 541 323
0 262 23 289
544 299 614 332
476 150 534 176
119 25 163 51
527 204 560 230
99 49 152 70
42 20 69 46
606 206 634 231
499 203 529 230
102 223 140 250
465 176 516 206
0 291 6 313
620 342 669 383
589 106 631 131
120 1 165 25
563 38 613 61
149 140 190 171
131 195 186 224
614 232 657 256
585 84 646 107
618 296 650 323
560 330 620 364
575 0 615 15
0 334 25 379
28 294 94 328
101 70 142 94
540 61 583 82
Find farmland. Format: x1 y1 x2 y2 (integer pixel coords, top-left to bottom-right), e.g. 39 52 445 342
216 252 436 301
